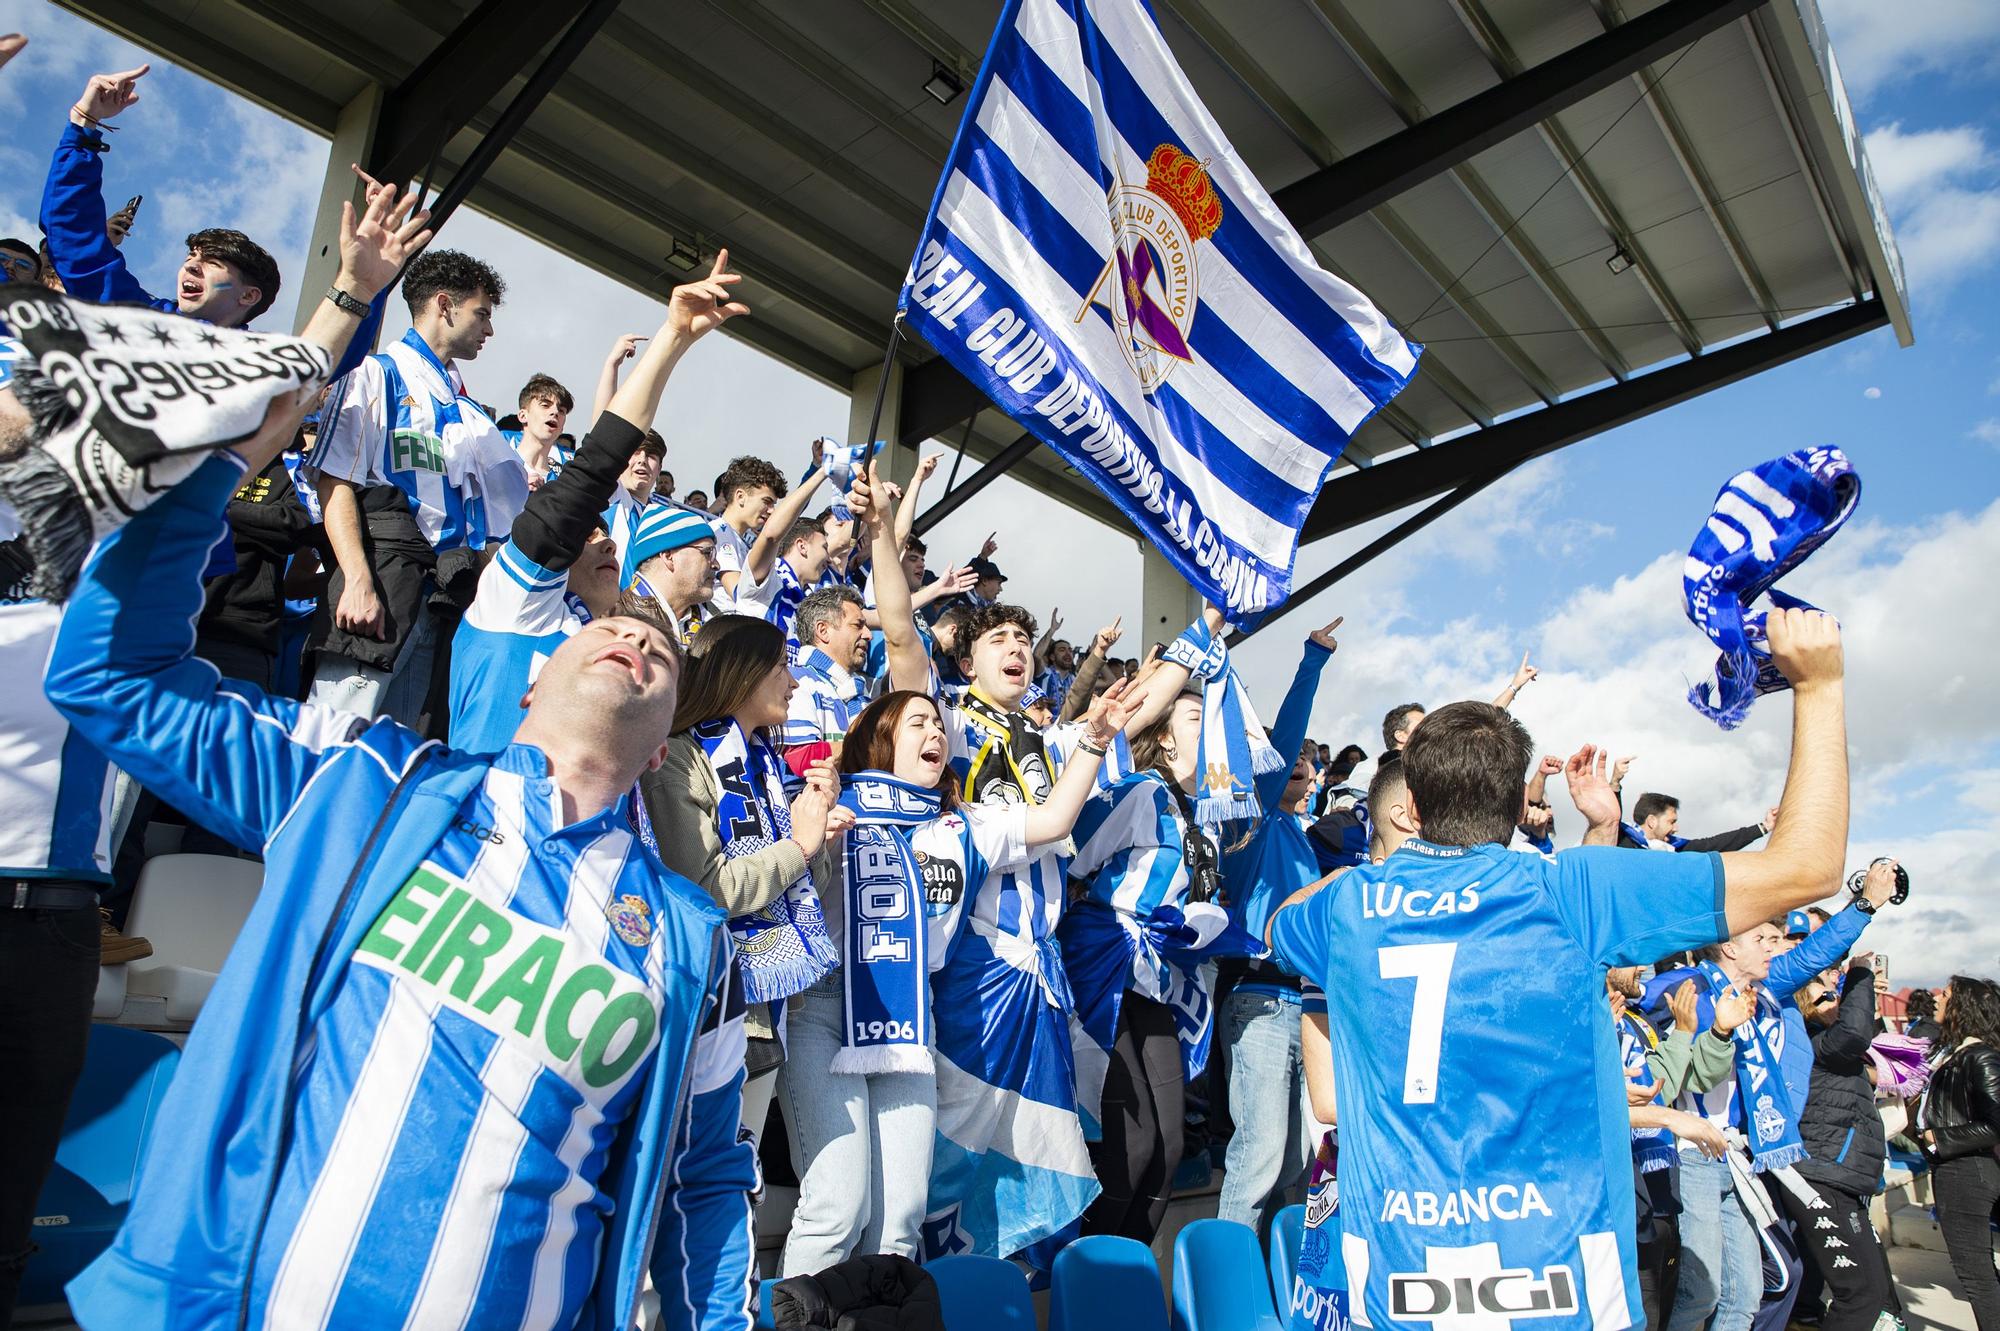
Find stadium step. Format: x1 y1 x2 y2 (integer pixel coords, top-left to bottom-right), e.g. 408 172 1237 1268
1887 1201 1951 1255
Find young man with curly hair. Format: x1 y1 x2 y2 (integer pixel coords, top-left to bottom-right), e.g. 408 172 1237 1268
302 248 530 725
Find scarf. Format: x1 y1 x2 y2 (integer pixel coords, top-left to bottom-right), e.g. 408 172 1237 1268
1684 448 1860 729
790 644 864 743
958 686 1056 808
1618 1009 1677 1174
768 556 808 642
1160 618 1283 829
1620 823 1686 851
821 438 864 522
1698 960 1807 1172
833 772 942 1075
0 285 331 601
691 718 837 1002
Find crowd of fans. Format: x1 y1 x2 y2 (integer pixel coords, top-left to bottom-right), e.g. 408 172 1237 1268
1 44 1996 1331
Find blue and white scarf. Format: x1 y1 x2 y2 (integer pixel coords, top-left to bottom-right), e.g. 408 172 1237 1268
691 718 838 1002
768 557 808 643
834 773 943 1075
822 439 865 522
1617 1009 1677 1174
784 644 867 746
1684 448 1860 729
1697 960 1806 1172
1161 619 1283 828
1620 823 1687 851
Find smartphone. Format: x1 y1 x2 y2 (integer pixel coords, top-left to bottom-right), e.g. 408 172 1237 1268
1874 953 1889 988
124 194 143 214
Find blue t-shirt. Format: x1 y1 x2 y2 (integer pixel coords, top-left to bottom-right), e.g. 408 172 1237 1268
1270 840 1726 1331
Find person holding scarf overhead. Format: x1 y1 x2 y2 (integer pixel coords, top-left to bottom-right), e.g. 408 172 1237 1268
856 462 1203 1260
1059 625 1275 1245
644 614 852 1141
779 679 1140 1276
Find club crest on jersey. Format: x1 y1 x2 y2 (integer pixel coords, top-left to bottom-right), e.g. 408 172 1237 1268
1388 1243 1579 1331
606 893 653 946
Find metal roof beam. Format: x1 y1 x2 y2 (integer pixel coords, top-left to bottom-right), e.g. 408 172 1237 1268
1298 296 1884 543
1272 0 1768 236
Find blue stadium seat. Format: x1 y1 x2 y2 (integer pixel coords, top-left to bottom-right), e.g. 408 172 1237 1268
927 1253 1038 1331
1051 1235 1167 1331
1267 1203 1307 1316
17 1024 180 1309
1172 1218 1283 1331
756 1278 778 1330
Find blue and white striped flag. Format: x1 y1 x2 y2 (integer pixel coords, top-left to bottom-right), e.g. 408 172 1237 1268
900 0 1421 626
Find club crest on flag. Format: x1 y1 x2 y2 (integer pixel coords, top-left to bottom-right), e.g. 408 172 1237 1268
1080 143 1222 391
605 893 653 946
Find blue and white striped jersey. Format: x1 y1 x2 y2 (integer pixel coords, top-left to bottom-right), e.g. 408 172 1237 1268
307 329 528 553
248 745 693 1331
1069 773 1213 921
824 804 1028 972
448 543 589 757
3 600 116 881
1270 842 1726 1331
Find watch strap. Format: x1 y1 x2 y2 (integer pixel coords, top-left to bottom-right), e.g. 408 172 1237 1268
325 284 371 317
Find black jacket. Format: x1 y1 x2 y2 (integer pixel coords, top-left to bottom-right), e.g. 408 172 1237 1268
1615 823 1766 852
1922 1040 2000 1164
772 1254 943 1331
1796 965 1886 1197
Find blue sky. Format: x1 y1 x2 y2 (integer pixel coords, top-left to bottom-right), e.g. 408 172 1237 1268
4 0 1996 980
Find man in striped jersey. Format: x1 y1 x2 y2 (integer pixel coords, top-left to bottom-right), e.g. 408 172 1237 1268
450 255 746 756
43 181 759 1331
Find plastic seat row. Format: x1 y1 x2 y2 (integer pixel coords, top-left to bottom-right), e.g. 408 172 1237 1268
752 1212 1309 1331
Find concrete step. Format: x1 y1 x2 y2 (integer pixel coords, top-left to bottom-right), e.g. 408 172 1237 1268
1889 1201 1952 1255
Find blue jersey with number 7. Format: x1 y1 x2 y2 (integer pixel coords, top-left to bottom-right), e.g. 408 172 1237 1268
1271 840 1725 1331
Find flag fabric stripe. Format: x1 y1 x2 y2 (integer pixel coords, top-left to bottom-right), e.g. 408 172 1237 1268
901 0 1419 623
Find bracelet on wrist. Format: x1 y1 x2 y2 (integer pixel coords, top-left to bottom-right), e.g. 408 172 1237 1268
325 284 372 317
1078 737 1109 756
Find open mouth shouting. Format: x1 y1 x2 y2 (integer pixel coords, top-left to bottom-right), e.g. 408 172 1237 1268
592 642 646 686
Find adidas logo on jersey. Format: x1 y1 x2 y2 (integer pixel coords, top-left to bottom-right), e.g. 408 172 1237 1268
356 863 663 1093
1388 1243 1578 1331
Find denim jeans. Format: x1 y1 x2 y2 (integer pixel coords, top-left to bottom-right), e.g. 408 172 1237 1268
1216 987 1316 1237
777 977 936 1278
1668 1152 1762 1331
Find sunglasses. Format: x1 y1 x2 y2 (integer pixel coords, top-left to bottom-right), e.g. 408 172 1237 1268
0 254 37 277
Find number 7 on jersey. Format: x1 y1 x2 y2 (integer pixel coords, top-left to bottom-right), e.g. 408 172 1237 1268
1378 942 1457 1104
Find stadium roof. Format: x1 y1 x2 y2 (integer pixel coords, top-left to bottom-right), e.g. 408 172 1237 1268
59 0 1908 572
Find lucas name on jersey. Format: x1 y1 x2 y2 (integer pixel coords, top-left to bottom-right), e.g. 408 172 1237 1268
1359 880 1482 920
355 862 662 1098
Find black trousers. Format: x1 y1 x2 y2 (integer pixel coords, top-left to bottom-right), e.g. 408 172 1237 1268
1636 1167 1683 1331
1936 1154 2000 1331
0 900 100 1327
1778 1181 1898 1331
1083 993 1184 1244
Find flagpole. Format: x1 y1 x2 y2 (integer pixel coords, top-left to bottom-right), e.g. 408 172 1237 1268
856 318 904 476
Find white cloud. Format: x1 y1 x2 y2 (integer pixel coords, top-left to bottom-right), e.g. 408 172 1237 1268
1971 419 2000 446
1818 0 2000 96
1863 386 1882 399
1862 123 2000 298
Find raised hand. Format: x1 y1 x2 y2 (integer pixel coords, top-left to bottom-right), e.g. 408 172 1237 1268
1561 744 1620 830
1710 984 1753 1037
1611 754 1635 790
1668 979 1701 1035
73 64 149 127
1860 858 1901 909
605 332 647 365
1308 616 1344 654
1047 607 1064 637
1092 615 1124 656
663 247 749 344
1767 606 1843 689
933 565 977 596
1538 754 1565 778
1510 650 1538 692
916 454 942 483
0 34 25 73
1083 677 1143 746
336 171 432 303
978 532 998 560
1762 804 1781 835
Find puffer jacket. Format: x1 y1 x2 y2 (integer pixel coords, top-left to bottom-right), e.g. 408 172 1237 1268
1923 1039 2000 1164
1795 964 1886 1197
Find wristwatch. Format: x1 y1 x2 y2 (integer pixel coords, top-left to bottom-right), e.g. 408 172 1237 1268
324 284 371 317
1853 896 1878 916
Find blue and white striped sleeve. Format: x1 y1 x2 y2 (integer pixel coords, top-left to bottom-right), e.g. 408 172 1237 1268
462 541 571 638
298 354 386 488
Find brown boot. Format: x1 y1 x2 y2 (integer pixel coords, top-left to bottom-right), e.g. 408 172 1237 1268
99 906 153 965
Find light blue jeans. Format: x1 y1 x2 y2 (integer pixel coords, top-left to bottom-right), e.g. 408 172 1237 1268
1669 1152 1762 1331
777 976 937 1278
1216 986 1317 1238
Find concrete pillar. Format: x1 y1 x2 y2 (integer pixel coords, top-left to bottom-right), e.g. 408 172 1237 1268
846 356 914 489
1139 540 1200 658
294 83 384 337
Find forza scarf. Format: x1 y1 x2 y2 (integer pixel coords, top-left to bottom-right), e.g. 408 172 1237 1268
834 772 942 1075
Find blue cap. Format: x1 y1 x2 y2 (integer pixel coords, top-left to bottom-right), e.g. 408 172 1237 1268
626 504 715 580
1785 909 1811 937
1021 682 1048 709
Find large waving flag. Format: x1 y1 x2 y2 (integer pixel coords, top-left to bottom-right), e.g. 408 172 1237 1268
899 0 1422 625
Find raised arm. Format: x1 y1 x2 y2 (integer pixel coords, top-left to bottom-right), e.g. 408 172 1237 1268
1021 681 1140 845
1491 650 1537 710
591 333 646 422
1124 604 1228 736
1062 618 1120 724
1256 619 1341 811
1718 610 1849 932
742 462 827 587
40 65 153 307
1563 744 1624 848
895 453 941 549
859 461 935 694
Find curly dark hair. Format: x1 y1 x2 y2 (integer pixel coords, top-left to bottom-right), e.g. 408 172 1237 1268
401 249 505 313
953 603 1038 669
1941 976 2000 1049
185 228 281 322
715 455 788 506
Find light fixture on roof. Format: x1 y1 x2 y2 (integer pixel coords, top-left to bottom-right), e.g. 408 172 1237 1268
924 59 965 106
666 238 701 273
1605 245 1635 276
